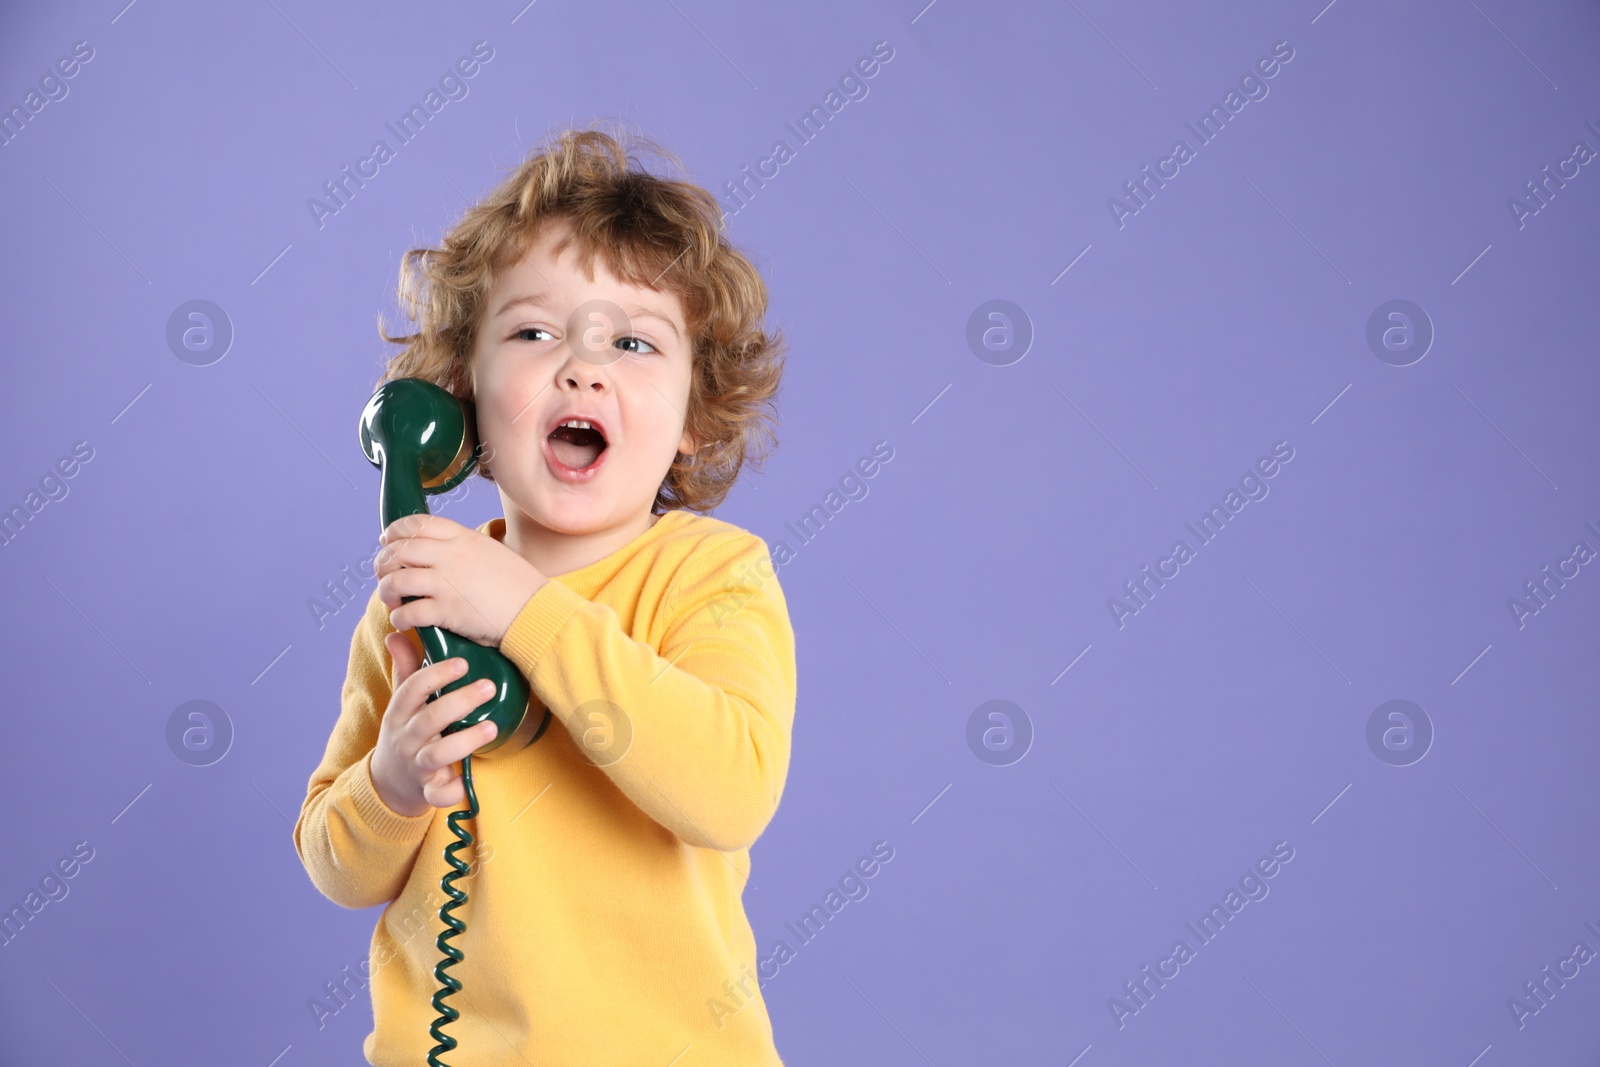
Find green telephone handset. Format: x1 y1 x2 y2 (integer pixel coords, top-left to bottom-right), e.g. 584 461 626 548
357 376 551 1066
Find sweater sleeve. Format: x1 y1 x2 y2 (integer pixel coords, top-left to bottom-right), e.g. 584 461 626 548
498 531 797 853
293 589 436 910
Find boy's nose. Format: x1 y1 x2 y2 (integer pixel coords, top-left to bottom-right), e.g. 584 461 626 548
564 299 634 367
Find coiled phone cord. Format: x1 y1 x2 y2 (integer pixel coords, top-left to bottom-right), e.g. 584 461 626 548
426 751 480 1067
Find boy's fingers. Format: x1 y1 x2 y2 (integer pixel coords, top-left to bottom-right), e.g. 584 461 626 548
421 764 453 794
396 657 470 719
441 719 499 764
417 720 499 775
389 675 481 745
428 677 496 735
424 776 464 810
387 630 420 684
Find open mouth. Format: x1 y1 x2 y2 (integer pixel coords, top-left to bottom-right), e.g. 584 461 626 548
547 421 609 473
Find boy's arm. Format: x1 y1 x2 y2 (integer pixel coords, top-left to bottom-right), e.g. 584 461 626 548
293 589 435 910
499 531 796 853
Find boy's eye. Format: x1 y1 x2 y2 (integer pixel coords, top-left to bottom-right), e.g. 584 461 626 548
616 336 658 355
513 327 656 355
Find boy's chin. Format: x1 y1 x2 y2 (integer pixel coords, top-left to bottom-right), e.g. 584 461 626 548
524 496 646 532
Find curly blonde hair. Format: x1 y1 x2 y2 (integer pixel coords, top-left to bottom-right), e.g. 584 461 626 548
376 120 787 514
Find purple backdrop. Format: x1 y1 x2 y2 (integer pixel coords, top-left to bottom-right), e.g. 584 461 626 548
3 1 1599 1063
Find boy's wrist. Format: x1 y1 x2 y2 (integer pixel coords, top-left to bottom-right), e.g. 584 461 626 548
367 749 428 819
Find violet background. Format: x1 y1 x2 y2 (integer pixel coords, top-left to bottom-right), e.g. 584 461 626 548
2 1 1598 1064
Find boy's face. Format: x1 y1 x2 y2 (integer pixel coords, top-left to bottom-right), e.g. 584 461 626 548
470 218 696 534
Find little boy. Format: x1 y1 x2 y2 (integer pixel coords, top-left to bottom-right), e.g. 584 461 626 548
293 123 796 1066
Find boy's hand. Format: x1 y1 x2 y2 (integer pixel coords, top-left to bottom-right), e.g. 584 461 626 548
374 513 548 648
369 633 501 817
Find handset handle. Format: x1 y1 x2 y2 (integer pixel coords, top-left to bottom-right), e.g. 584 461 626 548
359 378 545 755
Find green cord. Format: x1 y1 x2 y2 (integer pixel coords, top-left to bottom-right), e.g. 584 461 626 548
427 752 480 1066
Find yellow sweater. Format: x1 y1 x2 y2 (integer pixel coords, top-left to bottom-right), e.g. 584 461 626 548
293 509 796 1066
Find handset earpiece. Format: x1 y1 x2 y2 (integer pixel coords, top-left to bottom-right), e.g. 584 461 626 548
359 377 544 755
